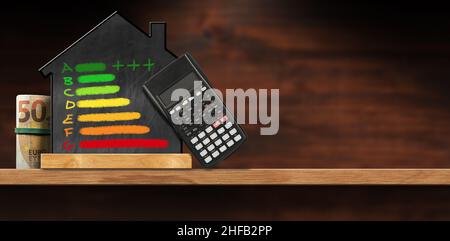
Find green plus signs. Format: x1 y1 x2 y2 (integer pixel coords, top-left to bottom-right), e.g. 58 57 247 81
143 58 155 71
127 59 140 71
112 60 125 71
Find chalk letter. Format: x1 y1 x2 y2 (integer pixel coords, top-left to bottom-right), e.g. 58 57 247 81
64 77 73 85
62 63 73 73
63 140 75 151
64 127 73 137
66 100 75 109
64 88 74 97
62 114 73 124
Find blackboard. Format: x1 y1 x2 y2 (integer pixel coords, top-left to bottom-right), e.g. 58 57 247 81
39 12 181 153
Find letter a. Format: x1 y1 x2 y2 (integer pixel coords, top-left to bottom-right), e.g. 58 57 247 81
62 63 73 73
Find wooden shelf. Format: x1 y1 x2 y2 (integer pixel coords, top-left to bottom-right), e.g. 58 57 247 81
1 169 450 185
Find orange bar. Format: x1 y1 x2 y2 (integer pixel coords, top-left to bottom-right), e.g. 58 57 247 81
79 125 150 136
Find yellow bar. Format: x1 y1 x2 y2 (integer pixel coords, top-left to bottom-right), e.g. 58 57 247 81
77 98 130 108
78 112 141 122
79 125 150 135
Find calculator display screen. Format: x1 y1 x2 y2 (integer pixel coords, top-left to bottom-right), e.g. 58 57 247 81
159 72 198 108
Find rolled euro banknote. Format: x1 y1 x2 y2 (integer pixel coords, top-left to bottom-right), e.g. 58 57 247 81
15 95 51 169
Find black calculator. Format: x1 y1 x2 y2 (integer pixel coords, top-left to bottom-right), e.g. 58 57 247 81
143 53 247 167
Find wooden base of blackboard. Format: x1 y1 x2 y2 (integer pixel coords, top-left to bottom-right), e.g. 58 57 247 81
41 154 192 169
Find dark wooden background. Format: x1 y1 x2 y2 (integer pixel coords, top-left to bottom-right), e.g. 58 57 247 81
0 0 449 220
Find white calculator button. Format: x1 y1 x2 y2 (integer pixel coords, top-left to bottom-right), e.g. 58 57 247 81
204 156 212 163
225 122 233 129
200 150 207 157
195 143 203 150
222 134 230 141
190 137 198 144
234 135 242 142
207 144 215 151
210 132 218 140
229 128 237 135
202 138 210 145
219 145 227 152
169 109 175 115
217 127 225 134
198 131 206 139
226 140 234 147
212 151 220 158
214 139 222 146
205 126 213 133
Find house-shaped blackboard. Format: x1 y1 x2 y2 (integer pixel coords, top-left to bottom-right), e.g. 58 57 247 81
39 12 181 153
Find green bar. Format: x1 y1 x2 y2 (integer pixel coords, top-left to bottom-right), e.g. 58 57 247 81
15 128 50 135
78 74 115 83
75 63 106 72
76 85 121 96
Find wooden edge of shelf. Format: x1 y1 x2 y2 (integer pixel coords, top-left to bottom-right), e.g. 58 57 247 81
1 169 450 185
41 153 192 169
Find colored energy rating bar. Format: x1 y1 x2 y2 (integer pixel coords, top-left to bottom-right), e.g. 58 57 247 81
79 139 169 149
79 125 150 135
77 98 130 108
75 63 106 72
78 112 141 122
78 74 115 83
75 85 120 96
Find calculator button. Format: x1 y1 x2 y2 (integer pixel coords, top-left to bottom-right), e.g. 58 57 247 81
195 143 203 150
234 135 242 142
190 137 198 144
213 120 221 128
222 134 230 141
225 122 233 129
198 131 206 139
202 138 210 145
169 109 175 115
214 139 222 146
226 140 235 147
204 156 212 163
175 106 181 111
229 128 237 135
210 132 218 140
205 126 213 133
212 151 220 158
207 144 215 151
220 115 228 123
200 150 207 157
219 145 227 152
217 127 225 134
201 86 207 91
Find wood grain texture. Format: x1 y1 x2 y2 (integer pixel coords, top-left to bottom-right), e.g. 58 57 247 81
1 169 450 185
41 154 192 169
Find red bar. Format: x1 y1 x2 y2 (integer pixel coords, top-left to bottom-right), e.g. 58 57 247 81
79 139 169 149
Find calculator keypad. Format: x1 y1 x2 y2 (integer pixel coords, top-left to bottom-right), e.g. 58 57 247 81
168 86 245 164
